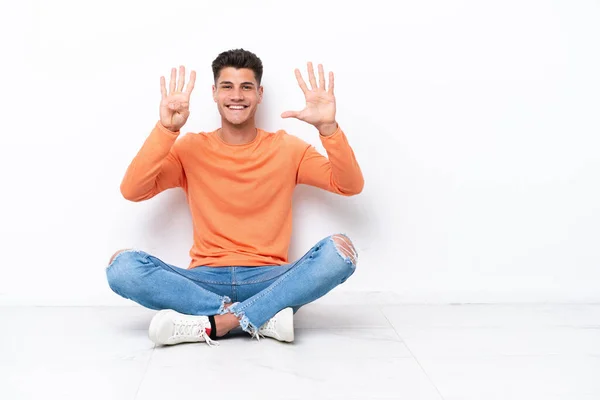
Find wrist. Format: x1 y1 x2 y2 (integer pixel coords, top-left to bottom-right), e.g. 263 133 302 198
160 121 181 133
315 121 338 136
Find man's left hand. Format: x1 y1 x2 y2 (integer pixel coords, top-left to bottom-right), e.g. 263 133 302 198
281 62 338 136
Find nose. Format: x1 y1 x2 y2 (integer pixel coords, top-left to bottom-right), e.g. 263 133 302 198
230 87 244 101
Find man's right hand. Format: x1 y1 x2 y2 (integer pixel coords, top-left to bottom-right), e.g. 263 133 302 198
159 66 196 132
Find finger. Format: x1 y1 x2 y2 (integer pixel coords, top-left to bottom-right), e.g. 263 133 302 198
318 64 325 90
281 110 300 119
169 68 176 94
177 65 185 92
185 70 196 94
307 62 317 90
328 71 334 95
294 69 309 94
160 76 167 99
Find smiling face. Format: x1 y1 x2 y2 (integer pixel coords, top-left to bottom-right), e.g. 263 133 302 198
212 67 263 128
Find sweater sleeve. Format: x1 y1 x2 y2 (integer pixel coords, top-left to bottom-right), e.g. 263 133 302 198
120 121 187 202
296 125 364 196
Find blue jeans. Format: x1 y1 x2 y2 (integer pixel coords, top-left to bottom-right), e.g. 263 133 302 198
106 234 357 334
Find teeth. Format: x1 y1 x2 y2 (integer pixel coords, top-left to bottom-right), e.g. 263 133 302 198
228 106 245 110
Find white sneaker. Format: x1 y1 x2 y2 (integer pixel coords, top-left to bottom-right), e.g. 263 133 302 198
257 307 294 342
148 309 218 346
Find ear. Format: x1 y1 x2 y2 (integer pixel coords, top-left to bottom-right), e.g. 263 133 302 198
257 85 264 104
212 85 217 102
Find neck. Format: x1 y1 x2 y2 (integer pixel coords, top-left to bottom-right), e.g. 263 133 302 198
218 120 258 145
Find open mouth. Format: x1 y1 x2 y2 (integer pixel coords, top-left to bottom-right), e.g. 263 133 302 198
227 105 248 111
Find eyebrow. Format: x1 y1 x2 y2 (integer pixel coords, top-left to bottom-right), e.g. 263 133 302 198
219 81 255 86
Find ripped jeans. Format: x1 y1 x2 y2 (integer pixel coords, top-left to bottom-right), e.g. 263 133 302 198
106 234 357 336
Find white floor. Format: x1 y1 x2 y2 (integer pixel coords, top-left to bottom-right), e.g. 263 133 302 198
1 299 599 400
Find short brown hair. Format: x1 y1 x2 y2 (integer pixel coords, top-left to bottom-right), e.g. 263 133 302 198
212 48 263 85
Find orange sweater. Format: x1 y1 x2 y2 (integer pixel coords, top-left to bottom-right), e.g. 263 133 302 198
120 121 364 268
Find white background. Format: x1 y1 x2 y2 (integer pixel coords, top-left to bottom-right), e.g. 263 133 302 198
1 0 599 305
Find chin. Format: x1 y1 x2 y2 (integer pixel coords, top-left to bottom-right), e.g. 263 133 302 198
224 117 249 126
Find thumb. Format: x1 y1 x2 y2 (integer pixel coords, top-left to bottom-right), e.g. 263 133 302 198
281 110 300 119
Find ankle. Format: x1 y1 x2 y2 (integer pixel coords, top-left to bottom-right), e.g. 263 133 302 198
213 313 240 337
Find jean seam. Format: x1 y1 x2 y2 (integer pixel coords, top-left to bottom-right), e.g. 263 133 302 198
232 244 322 312
145 256 232 310
184 278 230 285
237 272 289 285
159 264 231 285
146 257 230 286
238 245 318 285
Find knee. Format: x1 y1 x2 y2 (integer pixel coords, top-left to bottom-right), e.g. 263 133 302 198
321 234 357 283
108 248 133 267
105 249 148 296
331 234 358 266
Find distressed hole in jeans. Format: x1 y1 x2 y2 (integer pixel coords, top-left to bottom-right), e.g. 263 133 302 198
331 234 358 265
108 248 134 267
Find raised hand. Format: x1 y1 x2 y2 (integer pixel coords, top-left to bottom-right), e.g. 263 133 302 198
159 66 196 132
281 62 337 135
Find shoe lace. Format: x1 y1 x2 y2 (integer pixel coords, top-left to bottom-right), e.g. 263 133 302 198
253 316 277 341
260 317 276 333
173 319 219 347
